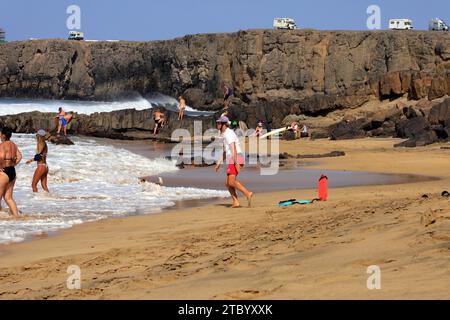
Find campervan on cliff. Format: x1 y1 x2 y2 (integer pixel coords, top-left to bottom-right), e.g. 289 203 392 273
429 18 449 31
273 18 297 30
68 31 84 40
0 28 5 43
389 19 413 30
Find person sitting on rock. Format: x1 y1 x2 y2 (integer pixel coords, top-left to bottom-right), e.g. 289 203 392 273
290 121 300 139
300 124 309 138
153 109 165 135
255 121 263 137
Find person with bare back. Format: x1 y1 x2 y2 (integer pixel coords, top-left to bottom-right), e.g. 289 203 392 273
0 127 22 217
178 96 186 121
26 129 49 193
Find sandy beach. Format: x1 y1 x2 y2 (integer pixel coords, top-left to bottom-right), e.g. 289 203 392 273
0 137 449 299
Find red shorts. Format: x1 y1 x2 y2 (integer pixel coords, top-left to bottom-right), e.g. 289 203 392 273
227 156 245 176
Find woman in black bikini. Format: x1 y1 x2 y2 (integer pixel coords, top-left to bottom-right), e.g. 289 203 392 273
26 129 49 192
0 127 22 217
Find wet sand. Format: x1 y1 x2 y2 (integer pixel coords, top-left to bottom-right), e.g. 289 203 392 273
107 137 435 192
0 137 449 299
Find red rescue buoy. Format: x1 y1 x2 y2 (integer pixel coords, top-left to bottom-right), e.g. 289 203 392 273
318 174 328 201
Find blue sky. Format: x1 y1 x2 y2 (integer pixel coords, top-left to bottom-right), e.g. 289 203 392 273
1 0 449 41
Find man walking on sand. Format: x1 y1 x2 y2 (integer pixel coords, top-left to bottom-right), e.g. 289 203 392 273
215 116 253 208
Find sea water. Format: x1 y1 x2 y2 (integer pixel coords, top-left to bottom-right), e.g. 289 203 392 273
0 134 228 244
0 95 221 244
0 94 213 116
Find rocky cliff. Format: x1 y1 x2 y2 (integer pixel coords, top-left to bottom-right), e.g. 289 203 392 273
1 30 449 111
0 30 449 144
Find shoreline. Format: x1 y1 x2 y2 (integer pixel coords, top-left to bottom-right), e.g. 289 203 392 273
0 168 436 251
0 137 449 299
0 137 439 248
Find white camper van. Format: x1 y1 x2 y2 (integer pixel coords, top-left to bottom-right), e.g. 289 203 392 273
389 19 413 30
273 18 297 30
429 18 449 31
68 31 84 40
0 28 5 43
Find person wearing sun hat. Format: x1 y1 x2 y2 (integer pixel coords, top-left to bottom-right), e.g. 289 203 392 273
214 116 253 208
25 129 49 192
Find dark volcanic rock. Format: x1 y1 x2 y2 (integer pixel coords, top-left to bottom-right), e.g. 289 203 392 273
394 130 438 148
395 117 430 139
278 151 346 159
329 118 368 140
1 30 449 112
297 151 346 158
0 108 216 140
1 31 450 146
47 134 74 145
429 98 450 126
430 125 449 139
402 106 424 119
282 130 296 141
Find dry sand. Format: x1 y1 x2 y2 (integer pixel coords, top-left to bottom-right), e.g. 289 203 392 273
0 137 449 299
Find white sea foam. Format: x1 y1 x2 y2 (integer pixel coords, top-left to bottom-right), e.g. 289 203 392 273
0 94 213 116
0 134 228 244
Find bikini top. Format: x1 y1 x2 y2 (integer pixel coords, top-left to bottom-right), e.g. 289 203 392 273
34 144 47 161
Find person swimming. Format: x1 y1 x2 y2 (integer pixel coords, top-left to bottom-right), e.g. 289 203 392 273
0 127 23 217
26 129 49 193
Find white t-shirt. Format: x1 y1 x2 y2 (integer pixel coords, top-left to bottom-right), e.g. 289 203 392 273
222 127 243 162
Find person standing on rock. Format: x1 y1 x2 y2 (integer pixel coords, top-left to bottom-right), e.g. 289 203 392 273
25 129 49 193
55 108 74 136
300 124 309 138
178 96 186 121
153 109 165 135
0 127 22 217
55 107 67 135
215 116 253 208
223 84 232 109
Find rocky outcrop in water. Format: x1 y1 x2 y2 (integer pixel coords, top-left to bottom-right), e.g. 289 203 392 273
0 108 214 141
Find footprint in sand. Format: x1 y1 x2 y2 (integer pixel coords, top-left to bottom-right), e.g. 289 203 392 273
213 286 282 299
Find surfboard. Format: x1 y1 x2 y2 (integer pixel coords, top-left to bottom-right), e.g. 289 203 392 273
259 126 291 139
277 199 312 207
